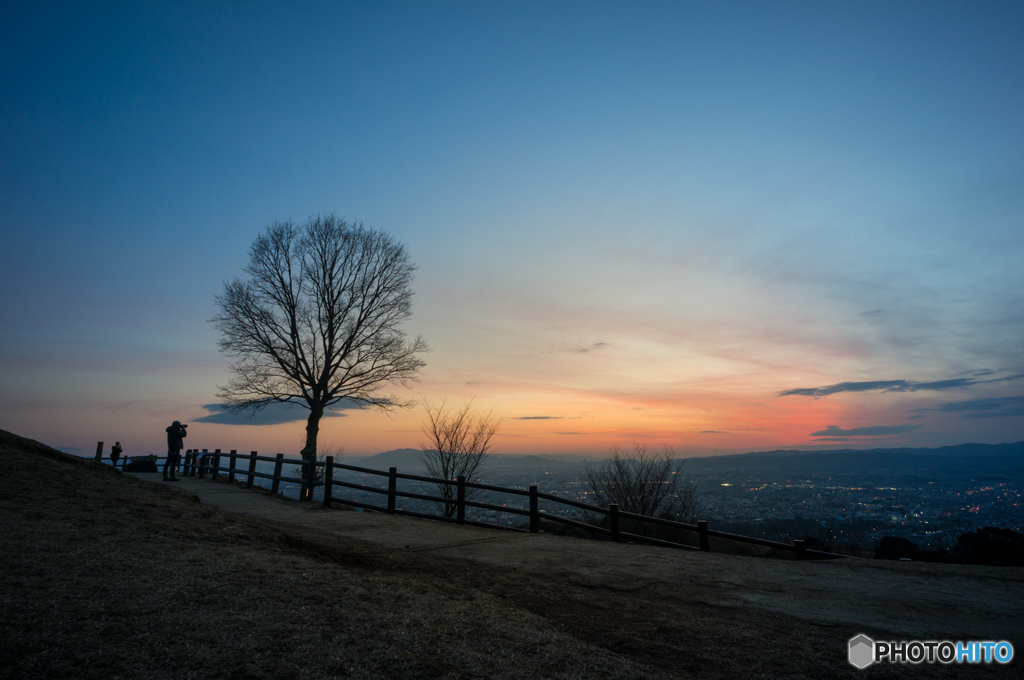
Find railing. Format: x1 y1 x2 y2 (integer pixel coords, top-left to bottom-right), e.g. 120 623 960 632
105 445 854 561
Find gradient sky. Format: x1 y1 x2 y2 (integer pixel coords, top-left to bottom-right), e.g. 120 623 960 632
2 1 1023 458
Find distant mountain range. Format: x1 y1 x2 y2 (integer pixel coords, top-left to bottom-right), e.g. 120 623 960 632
344 449 593 472
345 442 1024 475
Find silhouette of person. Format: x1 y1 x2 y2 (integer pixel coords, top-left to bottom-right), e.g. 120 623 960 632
110 442 123 467
164 421 187 481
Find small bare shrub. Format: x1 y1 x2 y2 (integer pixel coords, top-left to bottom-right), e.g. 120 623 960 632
583 443 701 538
418 399 501 518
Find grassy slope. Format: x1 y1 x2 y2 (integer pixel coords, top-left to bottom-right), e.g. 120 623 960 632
0 430 1010 679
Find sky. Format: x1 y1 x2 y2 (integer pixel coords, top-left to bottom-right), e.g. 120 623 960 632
2 1 1023 458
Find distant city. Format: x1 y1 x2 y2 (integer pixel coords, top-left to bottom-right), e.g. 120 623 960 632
322 442 1024 550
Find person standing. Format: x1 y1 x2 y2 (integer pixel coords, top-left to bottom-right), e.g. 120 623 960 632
164 421 187 481
110 442 123 468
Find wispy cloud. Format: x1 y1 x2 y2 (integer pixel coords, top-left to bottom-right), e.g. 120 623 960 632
780 373 1024 397
699 430 726 434
194 401 358 425
810 424 920 437
573 342 609 354
515 416 565 420
911 395 1024 419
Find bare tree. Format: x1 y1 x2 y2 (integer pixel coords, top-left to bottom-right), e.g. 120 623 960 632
213 215 428 469
418 399 501 518
583 443 700 537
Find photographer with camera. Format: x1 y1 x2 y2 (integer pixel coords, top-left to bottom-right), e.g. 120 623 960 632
164 421 188 481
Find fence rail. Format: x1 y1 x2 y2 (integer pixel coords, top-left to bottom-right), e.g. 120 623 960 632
100 445 854 560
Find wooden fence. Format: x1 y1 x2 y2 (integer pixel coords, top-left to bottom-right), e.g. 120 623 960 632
105 445 854 561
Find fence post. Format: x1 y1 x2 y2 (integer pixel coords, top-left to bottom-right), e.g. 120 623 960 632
198 449 208 478
529 485 540 533
189 450 197 477
794 539 806 561
228 450 238 483
271 454 283 494
323 456 334 508
94 441 104 463
388 467 397 514
609 504 620 542
212 449 221 480
456 475 466 525
246 451 257 488
698 520 710 552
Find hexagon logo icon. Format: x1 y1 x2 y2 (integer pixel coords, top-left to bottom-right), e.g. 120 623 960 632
848 634 875 669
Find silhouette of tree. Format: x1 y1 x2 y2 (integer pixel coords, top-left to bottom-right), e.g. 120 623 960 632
583 443 700 536
213 215 427 468
418 399 501 518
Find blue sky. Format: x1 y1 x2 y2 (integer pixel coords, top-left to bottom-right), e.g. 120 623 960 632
2 1 1022 457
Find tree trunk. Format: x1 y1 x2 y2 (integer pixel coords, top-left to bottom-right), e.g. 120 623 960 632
301 404 323 462
300 404 323 501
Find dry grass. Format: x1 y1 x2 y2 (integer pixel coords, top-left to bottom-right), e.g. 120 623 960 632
0 430 1014 679
0 431 670 680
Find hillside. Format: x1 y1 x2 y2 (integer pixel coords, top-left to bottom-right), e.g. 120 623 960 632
2 429 1021 679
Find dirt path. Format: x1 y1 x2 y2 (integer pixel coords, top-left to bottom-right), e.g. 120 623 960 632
134 471 1024 644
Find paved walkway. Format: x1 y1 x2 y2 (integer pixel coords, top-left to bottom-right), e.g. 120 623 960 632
125 471 1024 643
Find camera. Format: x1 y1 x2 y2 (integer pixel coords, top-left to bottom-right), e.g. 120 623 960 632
181 423 188 428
